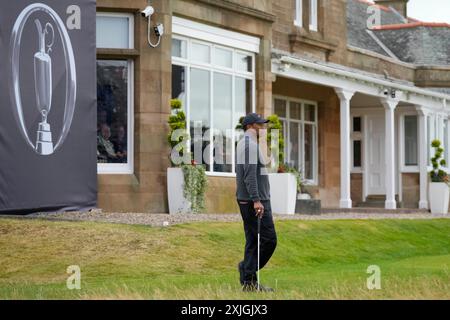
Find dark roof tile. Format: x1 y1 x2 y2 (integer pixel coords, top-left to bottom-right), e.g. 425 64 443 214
347 0 450 65
372 26 450 64
347 0 392 56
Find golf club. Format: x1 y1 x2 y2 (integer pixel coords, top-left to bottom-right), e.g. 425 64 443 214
257 214 261 291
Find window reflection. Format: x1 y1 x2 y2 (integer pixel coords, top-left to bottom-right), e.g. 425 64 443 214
190 68 211 170
289 122 300 169
213 73 233 172
274 98 318 183
171 38 255 173
404 115 418 166
304 124 314 179
97 60 129 164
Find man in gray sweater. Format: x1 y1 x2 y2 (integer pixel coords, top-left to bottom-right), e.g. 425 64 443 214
236 113 277 292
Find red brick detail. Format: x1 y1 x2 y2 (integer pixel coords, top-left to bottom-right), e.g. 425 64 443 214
371 22 450 30
407 17 422 23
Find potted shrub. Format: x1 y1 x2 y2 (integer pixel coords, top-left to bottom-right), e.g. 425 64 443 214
167 99 207 214
279 165 310 199
265 115 297 215
429 139 449 215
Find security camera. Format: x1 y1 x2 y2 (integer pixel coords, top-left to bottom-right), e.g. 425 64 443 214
141 6 154 18
383 88 389 96
142 5 163 48
390 89 396 99
154 23 164 37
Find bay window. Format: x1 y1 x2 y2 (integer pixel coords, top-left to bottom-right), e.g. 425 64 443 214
172 36 255 175
273 97 318 184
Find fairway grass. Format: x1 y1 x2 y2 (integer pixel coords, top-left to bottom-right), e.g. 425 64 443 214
0 218 449 299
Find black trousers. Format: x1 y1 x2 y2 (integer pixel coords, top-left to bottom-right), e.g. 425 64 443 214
237 199 277 283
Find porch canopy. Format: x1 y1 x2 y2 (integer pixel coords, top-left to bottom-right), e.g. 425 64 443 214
272 53 450 210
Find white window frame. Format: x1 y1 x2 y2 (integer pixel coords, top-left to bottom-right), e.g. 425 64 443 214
294 0 303 27
273 95 319 185
96 12 135 174
172 16 260 54
309 0 318 32
172 35 256 177
97 59 134 175
427 114 434 166
96 12 134 49
427 114 450 173
351 115 363 173
399 112 419 173
427 113 439 168
444 118 450 167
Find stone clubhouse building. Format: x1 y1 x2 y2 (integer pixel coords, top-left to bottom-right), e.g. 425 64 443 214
95 0 450 213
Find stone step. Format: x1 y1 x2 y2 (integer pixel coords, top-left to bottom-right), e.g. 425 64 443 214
364 194 400 201
356 195 400 208
355 202 388 208
366 195 386 201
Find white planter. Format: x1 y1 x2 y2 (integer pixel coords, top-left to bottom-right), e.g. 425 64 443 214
429 182 449 215
167 167 191 214
298 193 311 200
268 173 297 215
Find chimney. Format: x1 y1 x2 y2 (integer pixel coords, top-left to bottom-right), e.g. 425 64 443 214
374 0 409 17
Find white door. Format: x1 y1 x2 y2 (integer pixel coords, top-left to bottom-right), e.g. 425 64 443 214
367 115 385 195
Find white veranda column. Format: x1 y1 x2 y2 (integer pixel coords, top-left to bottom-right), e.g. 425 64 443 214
381 98 399 209
335 88 355 209
416 106 429 209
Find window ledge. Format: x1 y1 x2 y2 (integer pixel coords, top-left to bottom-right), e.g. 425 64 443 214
205 172 237 178
97 48 139 58
289 29 337 54
98 169 134 175
401 167 419 173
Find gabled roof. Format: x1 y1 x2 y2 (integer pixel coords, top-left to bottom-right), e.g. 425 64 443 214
347 0 450 65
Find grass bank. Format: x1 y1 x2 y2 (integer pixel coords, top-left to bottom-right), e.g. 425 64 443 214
0 218 449 299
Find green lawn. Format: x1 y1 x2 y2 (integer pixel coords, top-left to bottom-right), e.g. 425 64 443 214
0 217 449 299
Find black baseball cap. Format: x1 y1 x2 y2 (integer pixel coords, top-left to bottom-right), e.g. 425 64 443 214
242 113 269 127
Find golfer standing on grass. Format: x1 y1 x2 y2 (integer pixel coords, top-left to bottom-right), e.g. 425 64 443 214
236 113 277 292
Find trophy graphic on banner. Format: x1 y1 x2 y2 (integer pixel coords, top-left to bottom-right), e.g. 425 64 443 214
34 19 55 155
10 3 77 156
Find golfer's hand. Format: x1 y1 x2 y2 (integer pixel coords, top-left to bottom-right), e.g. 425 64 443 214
254 201 264 218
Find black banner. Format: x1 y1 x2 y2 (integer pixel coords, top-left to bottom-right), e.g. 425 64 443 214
0 0 97 214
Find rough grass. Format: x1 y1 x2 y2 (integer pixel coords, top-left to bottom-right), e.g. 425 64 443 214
0 218 449 299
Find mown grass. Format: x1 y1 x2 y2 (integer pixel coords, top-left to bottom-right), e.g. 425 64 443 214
0 218 449 299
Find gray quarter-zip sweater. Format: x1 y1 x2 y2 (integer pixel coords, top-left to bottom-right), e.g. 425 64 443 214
235 131 270 202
